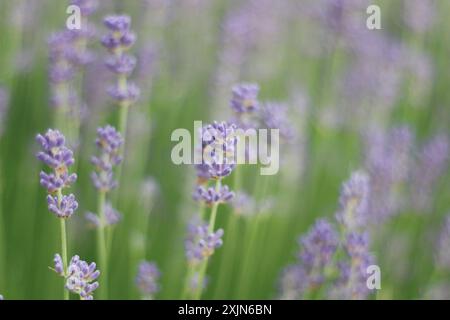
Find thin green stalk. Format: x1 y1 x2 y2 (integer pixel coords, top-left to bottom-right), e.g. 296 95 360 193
96 190 108 299
57 189 69 300
194 179 222 299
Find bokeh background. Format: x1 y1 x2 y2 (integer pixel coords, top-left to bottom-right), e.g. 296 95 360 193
0 0 449 299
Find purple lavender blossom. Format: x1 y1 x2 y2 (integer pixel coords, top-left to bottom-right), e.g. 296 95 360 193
36 129 78 218
91 125 123 192
54 254 64 276
185 220 224 264
299 219 339 274
279 264 307 300
260 102 295 141
85 202 122 227
0 87 10 135
436 215 450 269
64 255 100 300
47 194 78 218
102 15 139 105
200 121 238 179
330 232 375 300
193 185 234 206
403 0 436 34
136 261 160 299
335 171 370 230
411 134 449 212
36 129 76 170
363 126 414 221
70 0 98 16
230 83 260 113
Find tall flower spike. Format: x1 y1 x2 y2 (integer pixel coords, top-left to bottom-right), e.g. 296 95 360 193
260 102 295 141
102 15 140 105
136 261 161 299
91 125 123 192
335 171 370 230
36 129 78 217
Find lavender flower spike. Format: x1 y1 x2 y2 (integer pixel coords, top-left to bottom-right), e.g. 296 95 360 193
193 184 234 206
91 125 123 192
335 171 370 230
102 15 140 105
230 83 260 113
136 261 161 299
65 255 100 300
85 202 122 227
47 194 78 218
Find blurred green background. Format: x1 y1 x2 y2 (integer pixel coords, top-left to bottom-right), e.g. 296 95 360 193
0 0 449 299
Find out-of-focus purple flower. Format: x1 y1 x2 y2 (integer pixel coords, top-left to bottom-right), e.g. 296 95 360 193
70 0 98 16
336 171 370 230
136 261 160 299
260 102 295 141
193 185 234 206
230 191 256 215
403 0 436 34
102 15 139 105
54 253 65 276
0 87 9 135
185 219 224 264
279 264 307 300
299 219 339 276
47 194 78 218
85 202 122 227
436 215 450 270
64 255 100 300
139 177 160 212
330 232 375 300
411 134 449 212
200 121 238 179
91 125 123 192
230 83 259 113
363 126 414 221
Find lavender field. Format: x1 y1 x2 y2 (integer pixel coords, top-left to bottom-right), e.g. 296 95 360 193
0 0 449 300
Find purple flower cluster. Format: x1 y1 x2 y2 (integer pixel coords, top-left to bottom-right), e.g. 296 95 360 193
185 220 224 264
36 129 78 218
102 15 140 104
330 232 375 300
230 83 260 113
435 215 450 270
363 126 414 220
260 102 295 142
0 87 9 135
199 121 238 179
91 125 123 192
192 185 234 206
136 261 160 299
85 202 122 227
53 254 100 300
411 135 449 211
279 219 338 299
335 171 370 230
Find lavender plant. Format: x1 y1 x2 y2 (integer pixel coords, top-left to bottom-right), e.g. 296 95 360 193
101 15 139 179
136 261 160 300
36 129 78 299
89 125 123 299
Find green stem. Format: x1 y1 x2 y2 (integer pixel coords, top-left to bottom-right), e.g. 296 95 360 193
57 189 69 300
96 191 108 299
194 179 222 299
